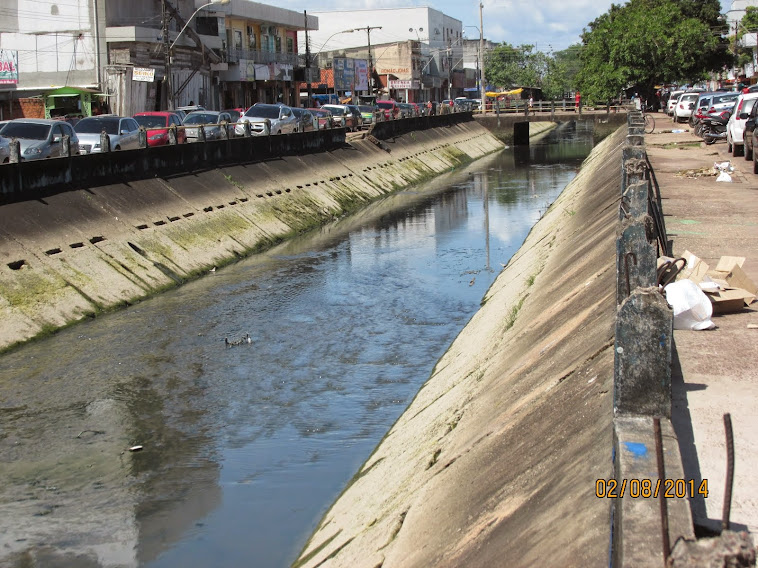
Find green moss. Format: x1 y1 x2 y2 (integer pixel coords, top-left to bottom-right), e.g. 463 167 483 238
504 295 527 331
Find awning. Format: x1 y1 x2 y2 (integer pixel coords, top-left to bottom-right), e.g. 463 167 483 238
485 87 523 98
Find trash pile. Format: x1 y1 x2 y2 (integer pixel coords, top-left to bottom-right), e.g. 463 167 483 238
659 251 757 330
675 161 734 180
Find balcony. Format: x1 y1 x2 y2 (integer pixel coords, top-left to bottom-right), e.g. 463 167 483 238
225 47 300 66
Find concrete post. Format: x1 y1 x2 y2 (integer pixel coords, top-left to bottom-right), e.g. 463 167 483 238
61 135 71 157
9 139 20 163
219 121 229 140
616 218 657 305
168 125 177 145
622 145 647 195
614 287 673 417
622 181 649 219
243 121 251 137
138 127 148 149
551 100 555 121
100 130 110 153
197 124 206 143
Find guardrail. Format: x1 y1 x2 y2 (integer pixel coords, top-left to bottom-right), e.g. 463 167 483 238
611 111 694 567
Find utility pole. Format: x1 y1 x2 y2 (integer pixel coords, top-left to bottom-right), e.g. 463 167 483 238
162 0 173 110
353 26 382 96
479 2 485 105
304 11 313 107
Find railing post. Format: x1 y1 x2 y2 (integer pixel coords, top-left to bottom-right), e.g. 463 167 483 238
138 127 148 149
61 134 71 157
197 124 206 143
168 125 177 145
9 138 20 163
100 130 110 152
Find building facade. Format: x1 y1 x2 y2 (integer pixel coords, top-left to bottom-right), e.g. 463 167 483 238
0 0 107 120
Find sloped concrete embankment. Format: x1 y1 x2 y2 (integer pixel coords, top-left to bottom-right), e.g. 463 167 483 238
0 121 502 351
294 129 629 567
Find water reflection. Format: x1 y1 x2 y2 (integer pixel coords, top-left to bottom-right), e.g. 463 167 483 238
0 125 595 567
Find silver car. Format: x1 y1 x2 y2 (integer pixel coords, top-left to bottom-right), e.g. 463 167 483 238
74 115 141 153
182 111 234 142
234 103 298 136
0 118 80 161
0 134 9 163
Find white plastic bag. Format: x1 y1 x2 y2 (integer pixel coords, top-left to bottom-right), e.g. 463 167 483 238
664 279 715 330
716 171 732 183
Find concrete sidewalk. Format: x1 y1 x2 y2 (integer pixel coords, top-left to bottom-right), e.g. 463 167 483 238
645 117 758 535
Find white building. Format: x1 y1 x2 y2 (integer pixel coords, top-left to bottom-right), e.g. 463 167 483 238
725 0 758 79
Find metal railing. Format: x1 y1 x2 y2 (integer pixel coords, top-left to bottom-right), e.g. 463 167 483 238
224 48 299 66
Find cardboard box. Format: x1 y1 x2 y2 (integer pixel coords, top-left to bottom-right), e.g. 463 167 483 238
674 251 756 313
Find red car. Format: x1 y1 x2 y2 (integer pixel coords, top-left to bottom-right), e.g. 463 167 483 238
133 111 186 146
376 100 400 120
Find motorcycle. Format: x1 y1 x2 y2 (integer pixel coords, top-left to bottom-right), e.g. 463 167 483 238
700 111 730 145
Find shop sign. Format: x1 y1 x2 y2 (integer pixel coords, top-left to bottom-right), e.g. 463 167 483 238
389 80 419 90
132 67 155 82
0 50 19 85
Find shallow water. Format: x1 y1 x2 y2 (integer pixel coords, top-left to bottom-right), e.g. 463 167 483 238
0 122 595 567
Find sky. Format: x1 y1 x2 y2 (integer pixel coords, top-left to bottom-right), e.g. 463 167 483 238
265 0 734 53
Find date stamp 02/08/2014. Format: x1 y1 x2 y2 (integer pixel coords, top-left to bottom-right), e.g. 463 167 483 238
595 478 709 499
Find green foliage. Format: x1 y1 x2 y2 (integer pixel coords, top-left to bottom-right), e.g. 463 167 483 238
485 43 578 99
577 0 731 104
743 6 758 31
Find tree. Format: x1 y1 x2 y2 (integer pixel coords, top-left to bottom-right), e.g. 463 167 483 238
485 43 574 99
576 0 730 104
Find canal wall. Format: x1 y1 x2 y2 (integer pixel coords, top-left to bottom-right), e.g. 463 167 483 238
294 126 629 568
476 111 627 144
0 117 503 352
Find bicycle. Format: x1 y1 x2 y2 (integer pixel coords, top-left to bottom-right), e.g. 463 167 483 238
643 111 655 134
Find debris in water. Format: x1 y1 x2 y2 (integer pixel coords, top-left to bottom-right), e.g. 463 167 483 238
469 277 476 286
129 445 143 452
225 333 252 347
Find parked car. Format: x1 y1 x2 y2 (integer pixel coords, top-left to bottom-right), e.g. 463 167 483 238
133 111 187 146
743 104 758 160
0 135 9 163
306 108 334 130
222 107 246 123
673 92 701 123
176 105 205 119
666 90 685 116
182 111 234 142
74 115 141 153
291 107 317 132
321 104 357 131
357 105 378 127
234 103 298 136
0 118 80 160
726 92 758 157
376 100 400 120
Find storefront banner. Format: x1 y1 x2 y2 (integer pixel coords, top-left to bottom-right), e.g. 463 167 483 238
389 80 419 90
132 67 155 82
0 50 19 85
353 60 368 91
254 63 271 80
273 63 293 82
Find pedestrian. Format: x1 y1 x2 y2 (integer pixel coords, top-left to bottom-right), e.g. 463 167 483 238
528 96 534 115
575 91 581 113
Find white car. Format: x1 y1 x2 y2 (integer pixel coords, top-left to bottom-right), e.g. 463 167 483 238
234 103 298 136
666 90 684 116
673 92 700 123
726 92 758 157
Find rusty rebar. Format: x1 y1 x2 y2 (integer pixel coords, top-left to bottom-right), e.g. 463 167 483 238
722 413 735 532
654 418 671 564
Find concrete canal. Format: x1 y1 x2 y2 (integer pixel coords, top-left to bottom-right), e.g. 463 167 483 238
0 122 598 567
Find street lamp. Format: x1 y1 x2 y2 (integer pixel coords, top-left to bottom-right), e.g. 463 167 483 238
163 0 230 110
311 29 357 101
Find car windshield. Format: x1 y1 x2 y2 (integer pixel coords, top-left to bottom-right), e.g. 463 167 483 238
0 122 51 140
183 113 218 125
713 94 738 105
325 106 345 116
681 94 698 102
376 102 394 109
75 118 120 135
358 106 374 112
134 115 168 129
245 106 280 119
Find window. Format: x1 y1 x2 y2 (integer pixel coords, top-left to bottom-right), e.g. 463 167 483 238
287 37 294 53
247 26 256 49
234 30 243 50
275 35 282 53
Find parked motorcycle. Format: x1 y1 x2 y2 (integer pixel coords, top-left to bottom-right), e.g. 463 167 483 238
699 112 730 145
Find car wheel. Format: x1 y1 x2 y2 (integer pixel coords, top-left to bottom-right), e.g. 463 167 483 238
727 134 733 153
745 142 753 161
115 145 121 151
754 151 758 174
733 141 742 157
